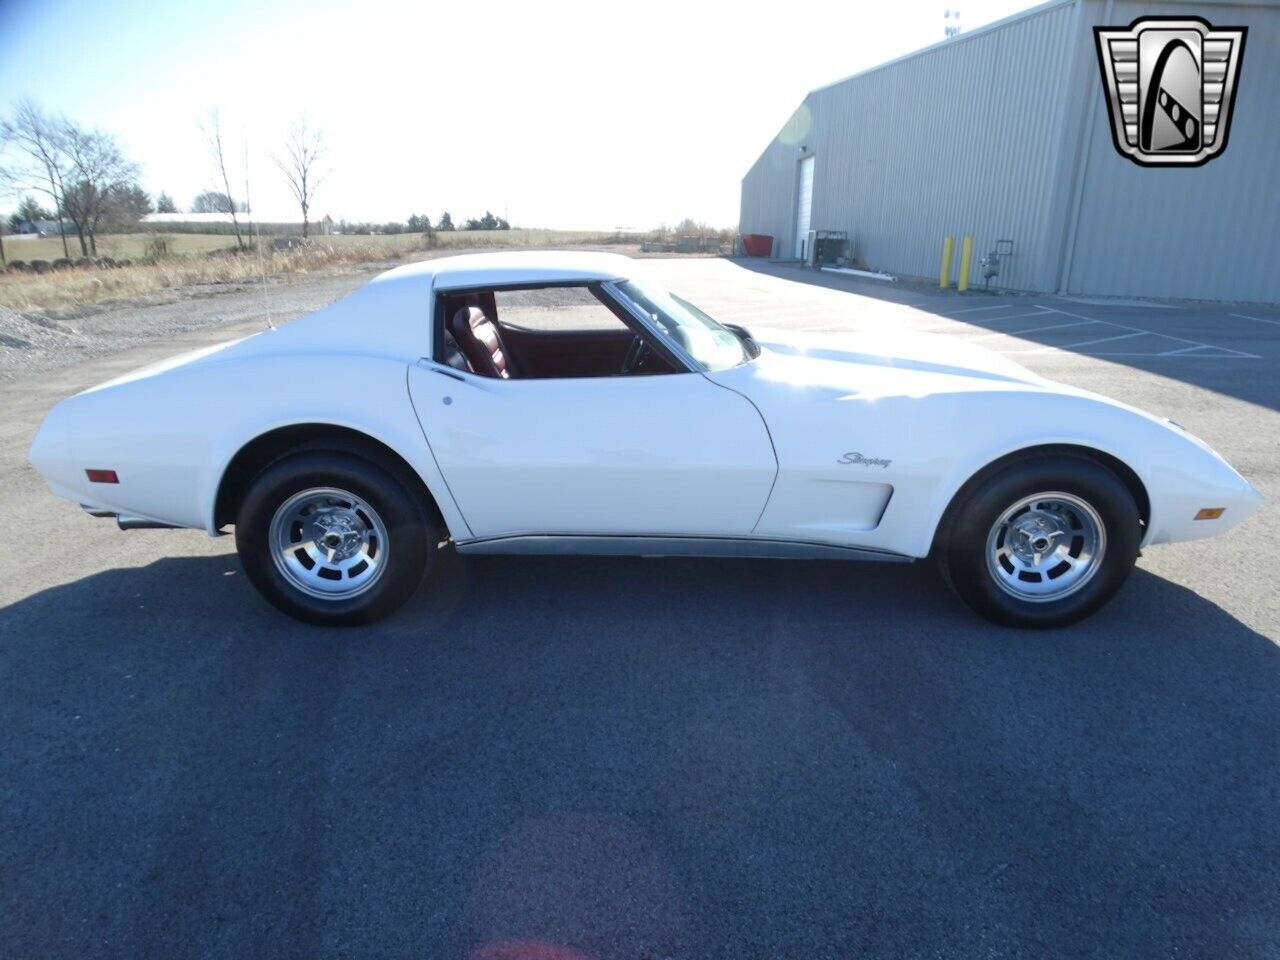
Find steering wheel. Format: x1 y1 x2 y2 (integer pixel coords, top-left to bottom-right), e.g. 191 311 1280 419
620 335 652 374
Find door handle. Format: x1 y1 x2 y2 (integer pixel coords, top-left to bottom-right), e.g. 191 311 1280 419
419 358 465 382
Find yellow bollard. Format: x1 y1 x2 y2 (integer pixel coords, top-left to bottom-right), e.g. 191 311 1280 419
958 236 974 292
939 236 954 289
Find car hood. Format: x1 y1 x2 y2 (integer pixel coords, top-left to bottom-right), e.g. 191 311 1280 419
726 325 1058 398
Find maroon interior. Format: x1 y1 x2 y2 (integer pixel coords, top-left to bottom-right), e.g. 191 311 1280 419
498 325 633 378
438 288 675 379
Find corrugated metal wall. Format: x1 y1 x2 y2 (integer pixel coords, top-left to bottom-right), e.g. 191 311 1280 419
740 0 1280 302
1063 1 1280 301
741 1 1085 291
739 121 799 257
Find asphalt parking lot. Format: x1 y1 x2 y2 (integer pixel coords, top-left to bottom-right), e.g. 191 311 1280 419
2 257 1277 959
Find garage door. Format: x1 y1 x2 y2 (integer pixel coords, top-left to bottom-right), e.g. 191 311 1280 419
794 155 815 260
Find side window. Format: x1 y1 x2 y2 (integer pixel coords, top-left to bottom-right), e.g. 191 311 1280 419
439 285 680 380
494 287 628 332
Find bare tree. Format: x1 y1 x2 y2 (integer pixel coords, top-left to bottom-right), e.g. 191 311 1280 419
0 100 71 258
0 125 7 264
200 110 245 249
59 122 140 256
275 120 325 239
242 140 253 226
192 189 241 213
243 139 258 246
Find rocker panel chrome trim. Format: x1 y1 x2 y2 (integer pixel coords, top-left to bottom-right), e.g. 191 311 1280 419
454 534 913 562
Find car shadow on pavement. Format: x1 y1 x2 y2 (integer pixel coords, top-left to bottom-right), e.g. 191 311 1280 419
2 551 1277 959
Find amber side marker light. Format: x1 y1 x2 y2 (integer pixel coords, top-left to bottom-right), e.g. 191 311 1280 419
1194 507 1226 521
85 469 119 484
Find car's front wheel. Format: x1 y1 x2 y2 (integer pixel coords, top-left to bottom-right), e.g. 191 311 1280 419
936 456 1141 628
235 452 434 625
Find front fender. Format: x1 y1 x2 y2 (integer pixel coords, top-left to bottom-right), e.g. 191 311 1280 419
913 392 1259 555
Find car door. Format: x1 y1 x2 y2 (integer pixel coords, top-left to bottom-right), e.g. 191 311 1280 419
406 363 776 540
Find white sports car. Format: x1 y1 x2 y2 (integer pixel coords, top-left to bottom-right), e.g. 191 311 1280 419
29 252 1261 628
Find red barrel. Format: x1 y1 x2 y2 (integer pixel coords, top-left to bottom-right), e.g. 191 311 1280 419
741 234 773 257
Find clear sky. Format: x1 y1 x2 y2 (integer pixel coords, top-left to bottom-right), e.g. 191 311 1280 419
0 0 1034 229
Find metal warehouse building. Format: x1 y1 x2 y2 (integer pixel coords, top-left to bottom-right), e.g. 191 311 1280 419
739 0 1280 302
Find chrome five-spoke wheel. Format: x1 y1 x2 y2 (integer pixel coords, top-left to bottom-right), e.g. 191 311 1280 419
268 486 389 600
936 457 1139 626
985 491 1105 602
237 452 434 625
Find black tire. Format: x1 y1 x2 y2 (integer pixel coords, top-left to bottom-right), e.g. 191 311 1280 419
936 456 1141 628
235 451 434 625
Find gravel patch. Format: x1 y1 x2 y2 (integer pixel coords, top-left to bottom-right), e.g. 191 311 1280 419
0 270 381 386
0 305 88 375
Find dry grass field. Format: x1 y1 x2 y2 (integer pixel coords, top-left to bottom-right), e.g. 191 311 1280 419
3 232 238 261
0 229 656 313
5 227 640 263
326 228 642 254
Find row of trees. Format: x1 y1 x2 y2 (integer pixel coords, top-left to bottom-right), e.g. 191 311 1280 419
0 100 147 257
463 211 510 231
190 190 246 214
335 210 512 235
2 99 516 257
0 103 329 257
6 188 256 230
187 110 325 247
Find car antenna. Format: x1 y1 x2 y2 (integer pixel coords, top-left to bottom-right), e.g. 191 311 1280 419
245 139 275 330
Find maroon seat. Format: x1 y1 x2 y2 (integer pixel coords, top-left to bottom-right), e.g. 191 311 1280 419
449 306 511 378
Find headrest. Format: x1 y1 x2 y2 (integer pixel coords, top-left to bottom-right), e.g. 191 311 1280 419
451 306 489 332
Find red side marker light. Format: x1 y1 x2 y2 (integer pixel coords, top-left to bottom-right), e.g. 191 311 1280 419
86 469 119 484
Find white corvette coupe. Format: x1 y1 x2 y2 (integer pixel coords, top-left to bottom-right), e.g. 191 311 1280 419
29 252 1260 628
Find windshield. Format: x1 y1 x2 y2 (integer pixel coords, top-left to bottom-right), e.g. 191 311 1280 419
612 278 747 371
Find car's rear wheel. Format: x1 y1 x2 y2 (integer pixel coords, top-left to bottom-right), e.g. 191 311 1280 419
937 457 1141 628
235 452 434 625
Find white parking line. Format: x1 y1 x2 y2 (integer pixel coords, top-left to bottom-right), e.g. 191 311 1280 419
1041 307 1261 359
917 309 1055 333
1051 331 1147 350
1231 313 1280 327
937 304 1017 315
969 310 1055 323
1010 351 1233 358
969 319 1097 339
767 295 1264 360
